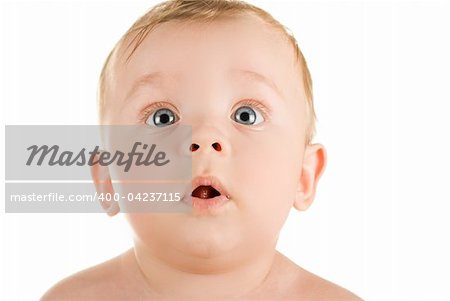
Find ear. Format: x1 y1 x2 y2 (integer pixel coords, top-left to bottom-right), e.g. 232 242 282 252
294 143 327 211
90 153 120 216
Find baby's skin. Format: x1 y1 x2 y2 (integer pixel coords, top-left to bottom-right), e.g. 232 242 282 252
42 248 360 300
42 13 361 300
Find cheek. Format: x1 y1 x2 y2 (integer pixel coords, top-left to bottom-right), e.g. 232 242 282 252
125 214 170 247
232 131 302 235
125 213 191 254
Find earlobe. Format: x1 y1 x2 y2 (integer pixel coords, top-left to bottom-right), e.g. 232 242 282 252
293 143 327 211
90 154 120 216
293 188 307 211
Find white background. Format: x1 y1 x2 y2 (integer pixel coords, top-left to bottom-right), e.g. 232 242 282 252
1 0 449 300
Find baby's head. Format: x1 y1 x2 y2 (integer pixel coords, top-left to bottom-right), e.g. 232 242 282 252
98 0 317 143
94 0 326 269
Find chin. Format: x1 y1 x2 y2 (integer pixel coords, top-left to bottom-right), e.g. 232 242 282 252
175 225 241 259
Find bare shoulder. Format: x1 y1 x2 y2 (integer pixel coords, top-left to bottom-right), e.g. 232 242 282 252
273 252 363 300
294 269 363 301
40 251 128 301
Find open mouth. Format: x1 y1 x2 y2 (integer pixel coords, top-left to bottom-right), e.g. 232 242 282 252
182 175 231 212
182 175 231 211
187 177 230 215
191 185 221 199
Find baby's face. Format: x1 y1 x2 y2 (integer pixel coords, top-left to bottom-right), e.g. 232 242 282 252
106 15 308 262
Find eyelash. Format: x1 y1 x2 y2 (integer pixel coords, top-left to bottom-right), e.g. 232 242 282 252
139 99 272 124
239 99 271 121
139 101 177 123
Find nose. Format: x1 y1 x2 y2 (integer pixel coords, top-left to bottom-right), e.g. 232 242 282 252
189 125 228 156
190 142 222 152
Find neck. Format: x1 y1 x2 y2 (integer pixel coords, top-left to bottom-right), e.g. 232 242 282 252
129 240 279 299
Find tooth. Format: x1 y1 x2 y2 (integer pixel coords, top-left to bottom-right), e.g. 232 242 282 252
201 188 209 198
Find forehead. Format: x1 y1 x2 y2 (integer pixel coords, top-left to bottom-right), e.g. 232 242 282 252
112 14 303 103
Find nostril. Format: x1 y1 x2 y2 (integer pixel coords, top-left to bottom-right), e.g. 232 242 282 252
212 142 222 151
190 143 200 152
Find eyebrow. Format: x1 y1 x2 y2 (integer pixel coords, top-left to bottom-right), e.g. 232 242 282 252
229 68 284 99
126 68 283 100
125 71 173 100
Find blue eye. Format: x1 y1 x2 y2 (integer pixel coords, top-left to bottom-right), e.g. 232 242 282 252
146 108 177 127
232 105 264 125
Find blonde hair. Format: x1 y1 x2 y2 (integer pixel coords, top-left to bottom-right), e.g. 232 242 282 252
98 0 317 145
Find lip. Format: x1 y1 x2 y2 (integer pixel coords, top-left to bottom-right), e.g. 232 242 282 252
181 175 231 213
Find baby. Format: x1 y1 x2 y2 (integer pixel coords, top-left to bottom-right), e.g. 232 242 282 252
41 0 361 300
